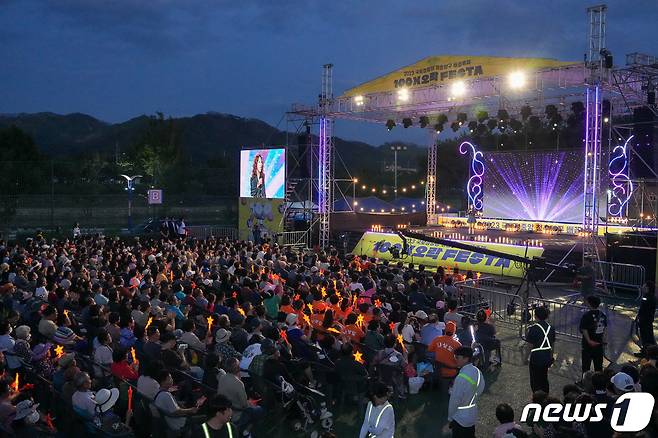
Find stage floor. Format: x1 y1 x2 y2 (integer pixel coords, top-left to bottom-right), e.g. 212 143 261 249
409 225 596 269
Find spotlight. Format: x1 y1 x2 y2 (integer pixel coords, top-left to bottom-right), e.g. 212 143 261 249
508 71 526 89
353 201 358 206
397 88 409 102
361 185 366 189
419 116 430 128
354 95 364 106
353 178 358 183
402 118 413 128
603 117 609 123
434 123 443 133
451 80 466 97
385 119 396 131
411 185 416 189
382 189 387 194
371 188 376 192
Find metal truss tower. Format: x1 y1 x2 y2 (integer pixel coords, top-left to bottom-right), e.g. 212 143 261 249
318 64 334 249
582 4 608 258
426 131 438 222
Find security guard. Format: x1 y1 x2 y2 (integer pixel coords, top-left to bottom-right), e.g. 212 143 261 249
359 381 395 438
580 295 607 374
191 395 235 438
447 346 485 438
526 306 555 393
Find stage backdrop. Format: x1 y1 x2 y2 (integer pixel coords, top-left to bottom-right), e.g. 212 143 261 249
342 56 576 96
353 231 544 278
238 198 283 241
239 148 286 199
483 150 585 223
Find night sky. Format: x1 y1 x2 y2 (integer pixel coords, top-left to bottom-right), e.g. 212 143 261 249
1 0 657 145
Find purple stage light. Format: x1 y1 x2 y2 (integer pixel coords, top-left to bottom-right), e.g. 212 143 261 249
459 141 485 211
608 135 634 218
483 151 584 223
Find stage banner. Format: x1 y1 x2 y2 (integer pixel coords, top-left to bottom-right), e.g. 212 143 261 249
342 55 576 97
238 198 284 241
352 231 544 278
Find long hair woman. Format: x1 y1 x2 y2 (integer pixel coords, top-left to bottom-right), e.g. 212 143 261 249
250 154 266 198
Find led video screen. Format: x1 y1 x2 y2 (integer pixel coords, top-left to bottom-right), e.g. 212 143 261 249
483 150 584 223
239 148 286 199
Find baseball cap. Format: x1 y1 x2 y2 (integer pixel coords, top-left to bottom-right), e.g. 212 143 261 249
445 321 457 336
611 372 635 393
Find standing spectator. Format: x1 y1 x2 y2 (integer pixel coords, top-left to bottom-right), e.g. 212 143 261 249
636 281 657 357
447 347 485 438
577 257 595 299
579 295 607 376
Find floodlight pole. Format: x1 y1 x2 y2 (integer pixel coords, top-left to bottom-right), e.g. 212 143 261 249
390 145 407 199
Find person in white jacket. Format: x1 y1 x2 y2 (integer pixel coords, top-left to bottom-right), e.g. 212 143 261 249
447 346 485 438
359 381 395 438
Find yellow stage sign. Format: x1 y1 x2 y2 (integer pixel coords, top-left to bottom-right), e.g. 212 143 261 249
352 231 544 278
342 55 577 97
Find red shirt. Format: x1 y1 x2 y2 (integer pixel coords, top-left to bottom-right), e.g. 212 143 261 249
343 324 365 344
111 360 138 381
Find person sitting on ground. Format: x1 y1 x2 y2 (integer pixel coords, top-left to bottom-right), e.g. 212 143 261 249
190 394 236 438
494 403 523 438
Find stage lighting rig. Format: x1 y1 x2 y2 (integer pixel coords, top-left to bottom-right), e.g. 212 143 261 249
402 118 413 128
419 116 430 128
508 71 526 89
434 123 443 133
451 80 466 97
386 119 396 131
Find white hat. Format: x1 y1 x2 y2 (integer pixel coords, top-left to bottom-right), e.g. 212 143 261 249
203 279 213 286
14 399 39 422
611 372 635 393
94 388 120 413
285 313 298 326
215 328 231 343
414 310 428 320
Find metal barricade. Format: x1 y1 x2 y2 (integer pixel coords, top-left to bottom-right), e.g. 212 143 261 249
457 283 589 339
594 261 645 300
187 225 237 240
279 230 309 249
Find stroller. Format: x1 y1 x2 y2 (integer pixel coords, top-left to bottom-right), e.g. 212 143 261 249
271 376 334 437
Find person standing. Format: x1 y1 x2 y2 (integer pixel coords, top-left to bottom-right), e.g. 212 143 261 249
466 207 476 235
526 306 555 393
580 295 607 375
635 281 657 357
577 257 596 300
447 346 484 438
358 381 395 438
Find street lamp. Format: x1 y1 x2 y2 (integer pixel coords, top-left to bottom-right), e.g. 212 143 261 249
390 145 407 199
120 174 142 231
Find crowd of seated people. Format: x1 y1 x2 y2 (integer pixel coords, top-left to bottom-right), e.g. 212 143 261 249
0 232 654 438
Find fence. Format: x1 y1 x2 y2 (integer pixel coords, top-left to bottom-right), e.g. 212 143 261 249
457 280 589 339
594 261 645 300
278 230 309 249
187 225 238 240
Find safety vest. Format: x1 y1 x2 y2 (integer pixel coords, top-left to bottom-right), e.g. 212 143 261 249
456 368 481 410
201 422 233 438
529 323 552 353
365 401 393 437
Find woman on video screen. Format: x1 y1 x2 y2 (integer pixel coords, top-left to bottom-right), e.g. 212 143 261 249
250 153 266 198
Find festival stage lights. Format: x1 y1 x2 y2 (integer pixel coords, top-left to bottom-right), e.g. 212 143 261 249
397 88 410 102
386 119 396 131
508 71 526 89
353 178 358 183
353 201 358 206
402 118 413 128
362 185 366 190
451 80 466 97
434 123 443 133
459 141 485 211
419 116 430 128
603 117 609 123
371 188 376 193
354 95 364 106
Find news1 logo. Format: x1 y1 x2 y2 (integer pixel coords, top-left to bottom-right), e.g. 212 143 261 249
521 392 655 432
